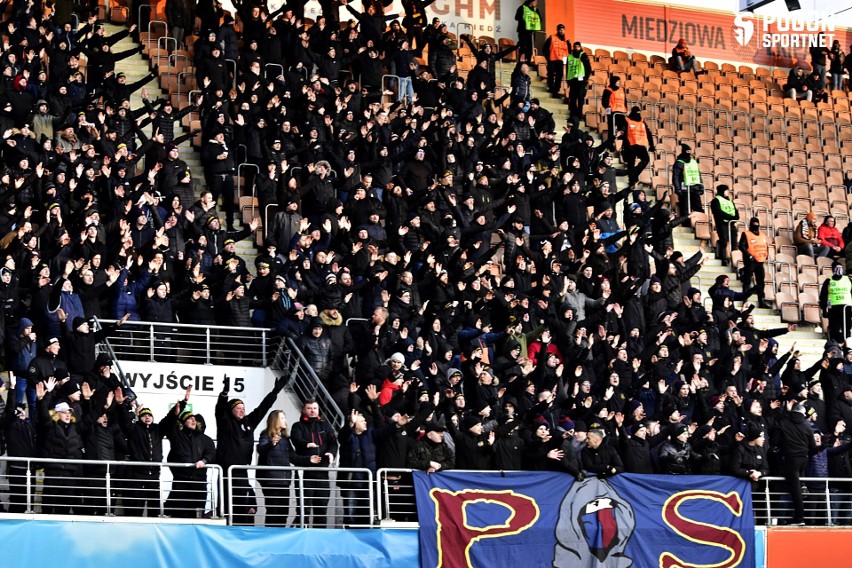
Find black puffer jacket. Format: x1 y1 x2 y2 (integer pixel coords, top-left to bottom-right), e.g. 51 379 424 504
38 396 85 472
778 411 817 460
215 386 281 469
166 402 216 480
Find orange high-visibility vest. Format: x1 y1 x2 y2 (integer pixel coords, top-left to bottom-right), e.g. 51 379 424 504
625 117 649 147
605 87 626 113
745 230 768 262
548 36 569 61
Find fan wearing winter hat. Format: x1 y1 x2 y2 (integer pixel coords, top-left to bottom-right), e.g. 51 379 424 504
730 422 768 489
449 413 494 470
777 400 819 525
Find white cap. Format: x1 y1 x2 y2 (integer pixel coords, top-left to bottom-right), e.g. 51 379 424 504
54 402 72 413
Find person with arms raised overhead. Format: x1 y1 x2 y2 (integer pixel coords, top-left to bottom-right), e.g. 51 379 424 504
217 373 288 525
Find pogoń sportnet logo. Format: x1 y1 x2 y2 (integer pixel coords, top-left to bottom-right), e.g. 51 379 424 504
733 12 835 48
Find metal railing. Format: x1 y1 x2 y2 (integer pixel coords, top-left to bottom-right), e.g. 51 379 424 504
97 319 274 366
227 465 374 528
5 459 852 528
270 338 344 429
755 476 852 527
377 468 418 524
0 456 223 520
375 470 852 528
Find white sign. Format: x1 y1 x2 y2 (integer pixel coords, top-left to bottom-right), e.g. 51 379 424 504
734 11 835 48
118 362 286 440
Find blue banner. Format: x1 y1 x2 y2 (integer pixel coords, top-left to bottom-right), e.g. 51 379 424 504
413 471 755 568
0 521 419 568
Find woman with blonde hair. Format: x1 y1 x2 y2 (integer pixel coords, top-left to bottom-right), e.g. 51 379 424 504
257 410 315 526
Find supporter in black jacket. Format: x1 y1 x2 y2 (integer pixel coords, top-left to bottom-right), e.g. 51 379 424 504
216 374 286 525
779 403 819 525
621 421 655 473
3 376 37 513
580 425 624 477
58 309 130 378
164 400 216 518
290 399 339 527
115 387 173 517
451 414 494 470
36 378 86 515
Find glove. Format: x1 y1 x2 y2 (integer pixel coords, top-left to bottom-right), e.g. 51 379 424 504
274 374 287 392
222 375 230 395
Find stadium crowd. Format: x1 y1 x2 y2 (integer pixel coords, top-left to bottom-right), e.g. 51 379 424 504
0 0 849 528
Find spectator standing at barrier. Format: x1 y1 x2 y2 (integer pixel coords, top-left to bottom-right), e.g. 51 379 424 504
258 410 315 527
115 388 172 517
820 263 852 345
669 39 696 73
79 382 119 516
217 374 286 525
339 387 382 525
164 398 216 518
581 424 624 477
514 0 541 63
36 378 85 515
621 106 655 190
3 376 36 514
542 24 569 96
408 421 455 473
57 309 131 380
710 185 739 267
779 402 818 526
565 41 591 121
290 399 339 528
739 217 771 309
671 144 703 215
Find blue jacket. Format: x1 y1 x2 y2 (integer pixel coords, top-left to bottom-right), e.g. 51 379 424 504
113 268 152 321
8 318 37 374
338 426 377 479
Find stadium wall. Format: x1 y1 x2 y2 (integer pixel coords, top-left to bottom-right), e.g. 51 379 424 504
3 519 847 567
546 0 852 68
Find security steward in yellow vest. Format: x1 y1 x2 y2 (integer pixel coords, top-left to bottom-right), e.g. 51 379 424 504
710 184 739 267
739 217 771 309
820 263 852 344
565 41 592 120
602 75 627 146
542 24 569 95
672 143 704 215
515 0 541 62
621 106 655 188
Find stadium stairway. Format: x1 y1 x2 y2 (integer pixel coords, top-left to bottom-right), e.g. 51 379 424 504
522 66 828 367
107 24 259 273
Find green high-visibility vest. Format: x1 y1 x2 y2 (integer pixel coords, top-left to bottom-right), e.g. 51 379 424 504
523 5 541 31
715 195 735 216
566 53 584 80
680 159 701 186
828 277 852 306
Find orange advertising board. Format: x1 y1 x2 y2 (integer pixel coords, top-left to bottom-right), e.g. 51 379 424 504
547 0 852 68
765 528 852 567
